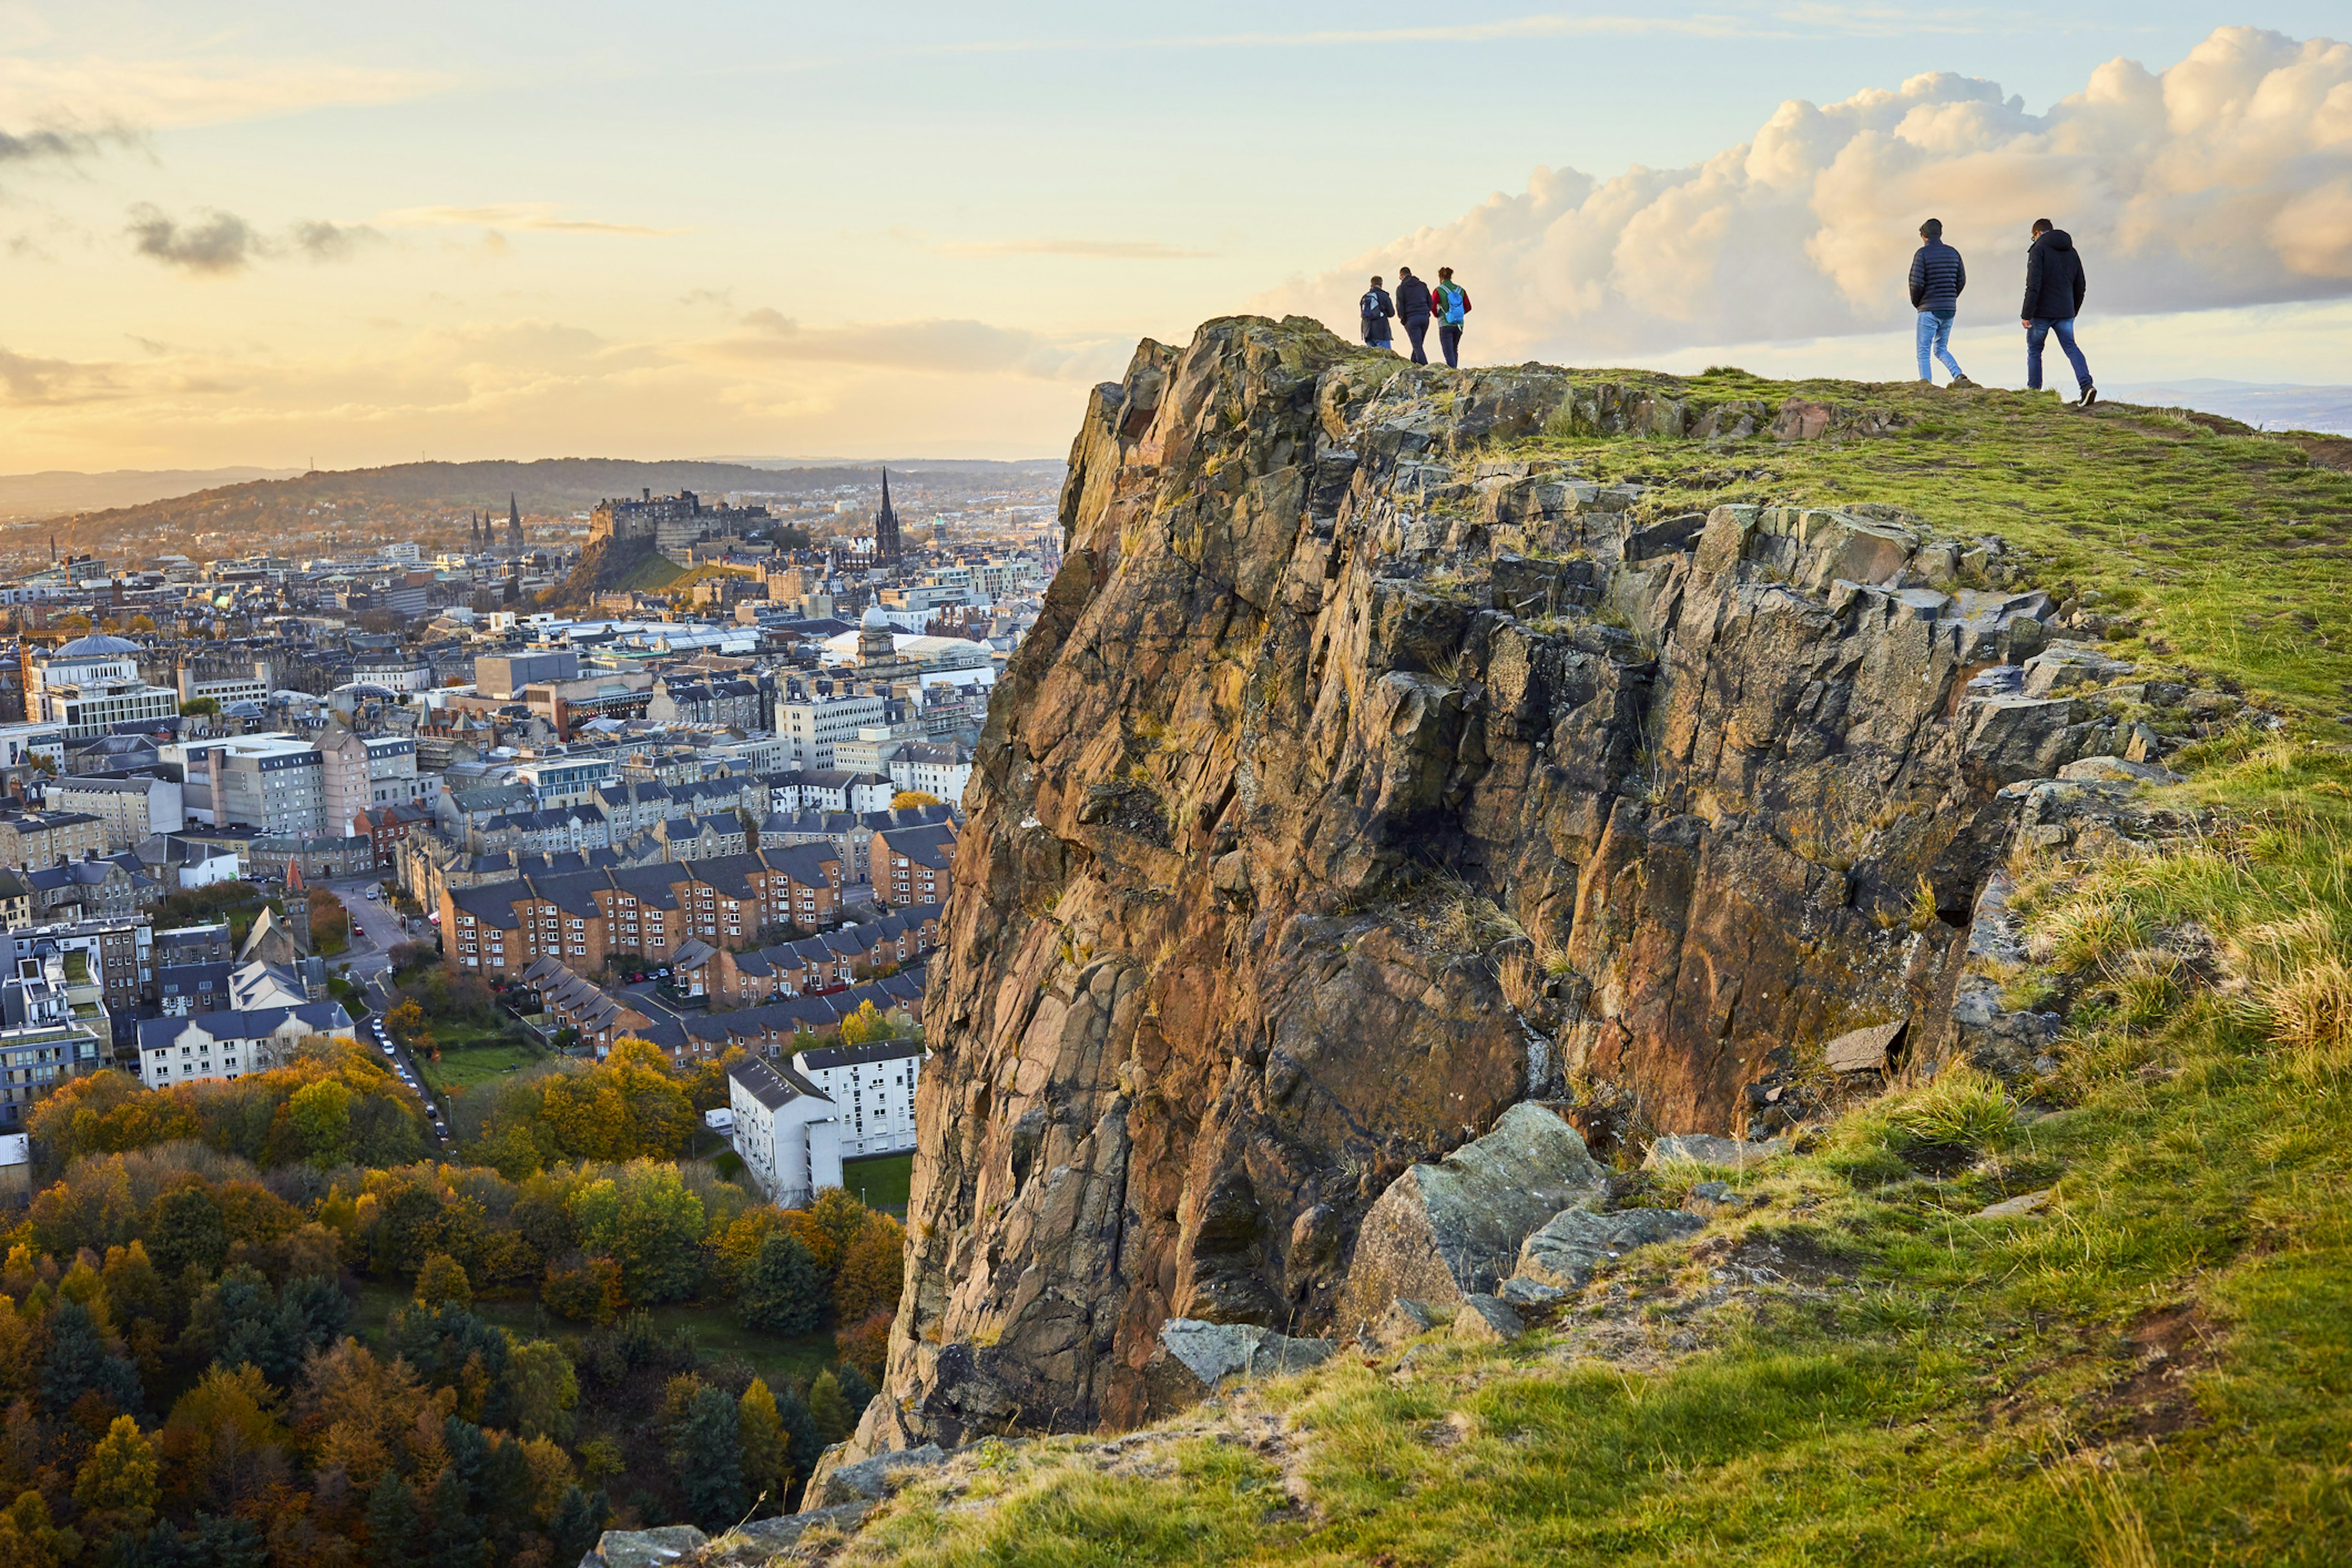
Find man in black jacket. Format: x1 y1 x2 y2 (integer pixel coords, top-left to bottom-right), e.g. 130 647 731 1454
1394 267 1433 366
2021 218 2095 407
1359 276 1395 352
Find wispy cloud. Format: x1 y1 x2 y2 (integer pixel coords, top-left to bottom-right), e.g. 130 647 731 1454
698 308 1120 379
382 203 688 237
0 344 122 405
931 237 1212 260
291 219 385 260
0 56 451 130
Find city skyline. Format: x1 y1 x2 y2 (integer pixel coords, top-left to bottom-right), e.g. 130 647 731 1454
1 3 2348 470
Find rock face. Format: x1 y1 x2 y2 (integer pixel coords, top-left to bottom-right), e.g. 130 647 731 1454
867 317 2191 1453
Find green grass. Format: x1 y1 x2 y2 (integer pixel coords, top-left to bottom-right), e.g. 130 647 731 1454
827 367 2352 1567
417 1028 538 1095
1506 370 2352 720
609 548 685 592
350 1280 840 1393
842 1153 913 1215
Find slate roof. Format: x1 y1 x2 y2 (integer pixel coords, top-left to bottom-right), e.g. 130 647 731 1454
135 1000 350 1052
727 1055 831 1110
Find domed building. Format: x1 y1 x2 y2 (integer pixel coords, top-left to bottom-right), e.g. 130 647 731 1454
28 633 179 737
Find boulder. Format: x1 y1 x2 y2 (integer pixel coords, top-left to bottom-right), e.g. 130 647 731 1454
1643 1133 1790 1170
579 1526 706 1568
1334 1102 1605 1335
1495 1276 1567 1309
1452 1294 1526 1346
1140 1319 1337 1417
1975 1189 2054 1219
1822 1019 1907 1074
799 1443 946 1513
731 1504 873 1556
1512 1206 1708 1291
1368 1298 1437 1351
2056 755 2180 786
2022 643 2133 697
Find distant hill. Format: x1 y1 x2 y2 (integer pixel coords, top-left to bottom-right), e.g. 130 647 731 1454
0 466 301 521
13 455 1065 562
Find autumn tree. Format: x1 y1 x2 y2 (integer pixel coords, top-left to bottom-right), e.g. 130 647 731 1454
889 791 942 810
413 1254 472 1309
72 1413 159 1539
736 1378 789 1515
807 1371 852 1443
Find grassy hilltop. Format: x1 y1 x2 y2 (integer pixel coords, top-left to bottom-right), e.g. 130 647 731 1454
814 375 2352 1567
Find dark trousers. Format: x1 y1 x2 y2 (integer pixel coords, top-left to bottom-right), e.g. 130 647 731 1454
1439 324 1463 368
1403 317 1430 364
2026 316 2092 392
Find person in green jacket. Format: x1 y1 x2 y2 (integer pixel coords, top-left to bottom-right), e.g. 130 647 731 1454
1431 267 1472 368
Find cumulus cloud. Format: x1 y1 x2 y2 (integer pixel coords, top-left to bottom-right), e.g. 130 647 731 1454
1256 26 2352 360
701 308 1121 379
0 344 121 405
127 207 386 273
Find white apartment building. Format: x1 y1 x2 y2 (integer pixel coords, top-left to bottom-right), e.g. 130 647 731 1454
888 743 973 804
319 731 424 835
773 693 885 772
790 1038 922 1159
183 736 326 837
176 663 271 709
726 1056 843 1207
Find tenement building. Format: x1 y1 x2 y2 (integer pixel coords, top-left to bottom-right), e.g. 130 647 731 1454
443 843 843 978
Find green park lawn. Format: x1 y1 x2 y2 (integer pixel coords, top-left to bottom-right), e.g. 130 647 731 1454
840 1153 913 1216
415 1026 539 1096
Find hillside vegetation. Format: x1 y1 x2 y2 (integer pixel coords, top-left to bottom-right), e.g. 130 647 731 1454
781 370 2352 1566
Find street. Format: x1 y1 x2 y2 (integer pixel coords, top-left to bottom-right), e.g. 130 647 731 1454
315 873 449 1148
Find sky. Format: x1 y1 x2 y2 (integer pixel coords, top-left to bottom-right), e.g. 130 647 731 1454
0 2 2346 471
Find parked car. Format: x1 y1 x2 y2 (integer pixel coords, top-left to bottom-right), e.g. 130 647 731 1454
366 888 380 901
381 1043 394 1057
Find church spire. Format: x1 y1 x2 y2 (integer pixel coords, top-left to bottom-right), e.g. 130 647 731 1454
507 492 523 549
873 469 902 565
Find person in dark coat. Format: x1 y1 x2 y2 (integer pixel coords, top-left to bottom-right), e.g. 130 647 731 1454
2021 218 2095 407
1907 218 1969 385
1359 276 1395 351
1393 267 1433 365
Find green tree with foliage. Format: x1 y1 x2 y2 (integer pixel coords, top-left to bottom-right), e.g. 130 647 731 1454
567 1163 704 1303
546 1487 604 1567
736 1231 825 1335
505 1337 578 1443
413 1254 472 1308
285 1077 355 1167
668 1384 745 1531
363 1472 424 1568
807 1370 852 1444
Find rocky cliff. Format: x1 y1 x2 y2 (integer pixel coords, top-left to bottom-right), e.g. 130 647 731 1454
861 316 2178 1452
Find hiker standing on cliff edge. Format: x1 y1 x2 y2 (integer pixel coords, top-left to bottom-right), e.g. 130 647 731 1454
1360 275 1395 352
1394 266 1433 365
2022 217 2096 407
1907 219 1970 386
1432 267 1472 369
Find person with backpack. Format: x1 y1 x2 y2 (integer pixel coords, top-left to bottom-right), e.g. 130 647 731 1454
1432 266 1472 368
1907 218 1969 385
1359 275 1395 352
1394 266 1433 365
2021 217 2095 407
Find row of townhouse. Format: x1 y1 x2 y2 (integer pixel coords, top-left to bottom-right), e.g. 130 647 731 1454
682 902 943 1004
442 843 845 978
759 802 957 884
516 956 662 1054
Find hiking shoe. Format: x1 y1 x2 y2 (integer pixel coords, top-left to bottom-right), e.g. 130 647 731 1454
1948 375 1977 390
2078 385 2098 408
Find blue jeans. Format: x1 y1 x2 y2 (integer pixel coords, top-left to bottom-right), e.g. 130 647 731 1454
2026 316 2092 392
1915 310 1962 381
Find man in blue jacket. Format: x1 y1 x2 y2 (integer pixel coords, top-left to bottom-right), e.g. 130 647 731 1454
2021 218 2095 407
1907 219 1969 385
